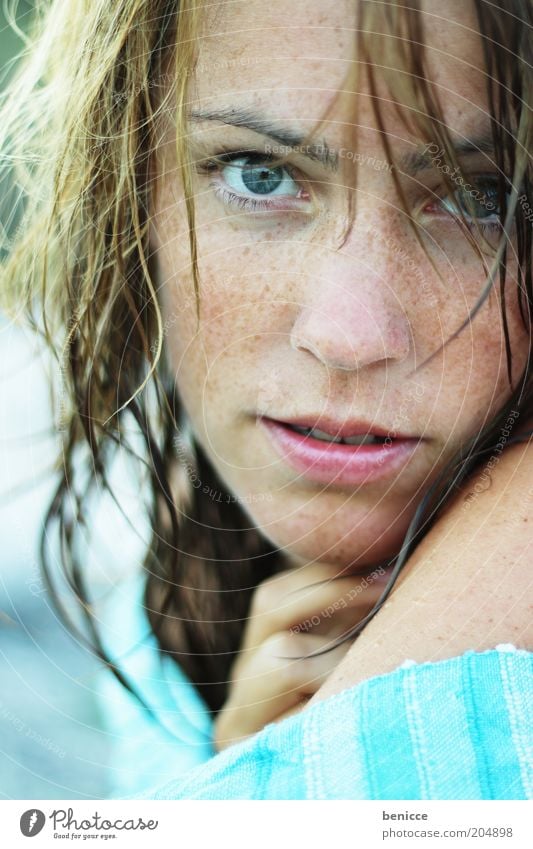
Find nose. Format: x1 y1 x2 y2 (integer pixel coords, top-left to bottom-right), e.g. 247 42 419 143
290 249 411 372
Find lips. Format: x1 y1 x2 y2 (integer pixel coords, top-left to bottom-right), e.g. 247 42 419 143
259 415 421 486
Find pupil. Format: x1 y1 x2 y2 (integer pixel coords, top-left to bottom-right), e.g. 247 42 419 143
242 162 283 195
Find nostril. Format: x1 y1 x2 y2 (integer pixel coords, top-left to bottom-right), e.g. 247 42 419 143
290 332 328 364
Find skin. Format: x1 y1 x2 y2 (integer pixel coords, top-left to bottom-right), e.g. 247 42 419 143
310 436 533 704
213 436 533 748
150 0 532 746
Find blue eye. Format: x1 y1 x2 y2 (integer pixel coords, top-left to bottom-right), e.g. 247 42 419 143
220 155 300 198
440 178 502 223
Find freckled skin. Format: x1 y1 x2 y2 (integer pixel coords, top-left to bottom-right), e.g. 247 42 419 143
150 0 529 571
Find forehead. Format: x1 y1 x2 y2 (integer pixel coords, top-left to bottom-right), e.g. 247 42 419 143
191 0 485 127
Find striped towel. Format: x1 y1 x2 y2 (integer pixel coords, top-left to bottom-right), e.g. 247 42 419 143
145 645 532 800
93 573 214 798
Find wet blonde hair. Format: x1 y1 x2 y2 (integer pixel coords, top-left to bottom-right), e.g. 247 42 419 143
1 0 532 712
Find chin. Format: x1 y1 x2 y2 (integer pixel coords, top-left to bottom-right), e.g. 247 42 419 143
246 499 414 571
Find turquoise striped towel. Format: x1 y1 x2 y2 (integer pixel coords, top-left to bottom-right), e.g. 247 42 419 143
145 645 532 800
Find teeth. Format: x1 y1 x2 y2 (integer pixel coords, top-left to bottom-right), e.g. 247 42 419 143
292 425 342 443
342 433 380 445
309 427 344 443
291 425 381 445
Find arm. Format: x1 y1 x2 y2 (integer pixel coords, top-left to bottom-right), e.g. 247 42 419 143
146 431 533 799
149 646 533 799
309 429 533 705
146 431 533 800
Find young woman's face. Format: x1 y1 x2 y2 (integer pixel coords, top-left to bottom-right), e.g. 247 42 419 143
151 0 529 570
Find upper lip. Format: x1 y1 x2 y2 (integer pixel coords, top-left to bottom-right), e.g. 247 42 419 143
261 414 416 440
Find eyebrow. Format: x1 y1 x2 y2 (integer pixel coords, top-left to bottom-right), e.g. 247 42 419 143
187 107 495 176
188 107 340 170
400 132 496 176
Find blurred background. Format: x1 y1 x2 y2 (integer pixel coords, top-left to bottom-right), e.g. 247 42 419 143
0 2 117 799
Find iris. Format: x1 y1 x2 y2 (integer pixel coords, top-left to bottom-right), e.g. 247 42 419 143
241 161 284 194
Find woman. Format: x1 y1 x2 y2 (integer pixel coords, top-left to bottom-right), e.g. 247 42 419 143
1 0 531 798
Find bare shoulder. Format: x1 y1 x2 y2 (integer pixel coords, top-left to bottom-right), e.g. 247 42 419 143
310 415 533 703
460 411 533 497
432 414 533 562
400 414 533 592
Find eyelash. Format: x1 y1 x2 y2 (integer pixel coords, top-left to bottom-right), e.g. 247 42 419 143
209 184 285 212
198 150 505 231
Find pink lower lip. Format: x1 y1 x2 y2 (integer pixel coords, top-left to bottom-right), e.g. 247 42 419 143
260 417 421 486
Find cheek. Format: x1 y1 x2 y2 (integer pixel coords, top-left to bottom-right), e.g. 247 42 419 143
159 247 298 444
158 224 302 371
415 267 528 440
